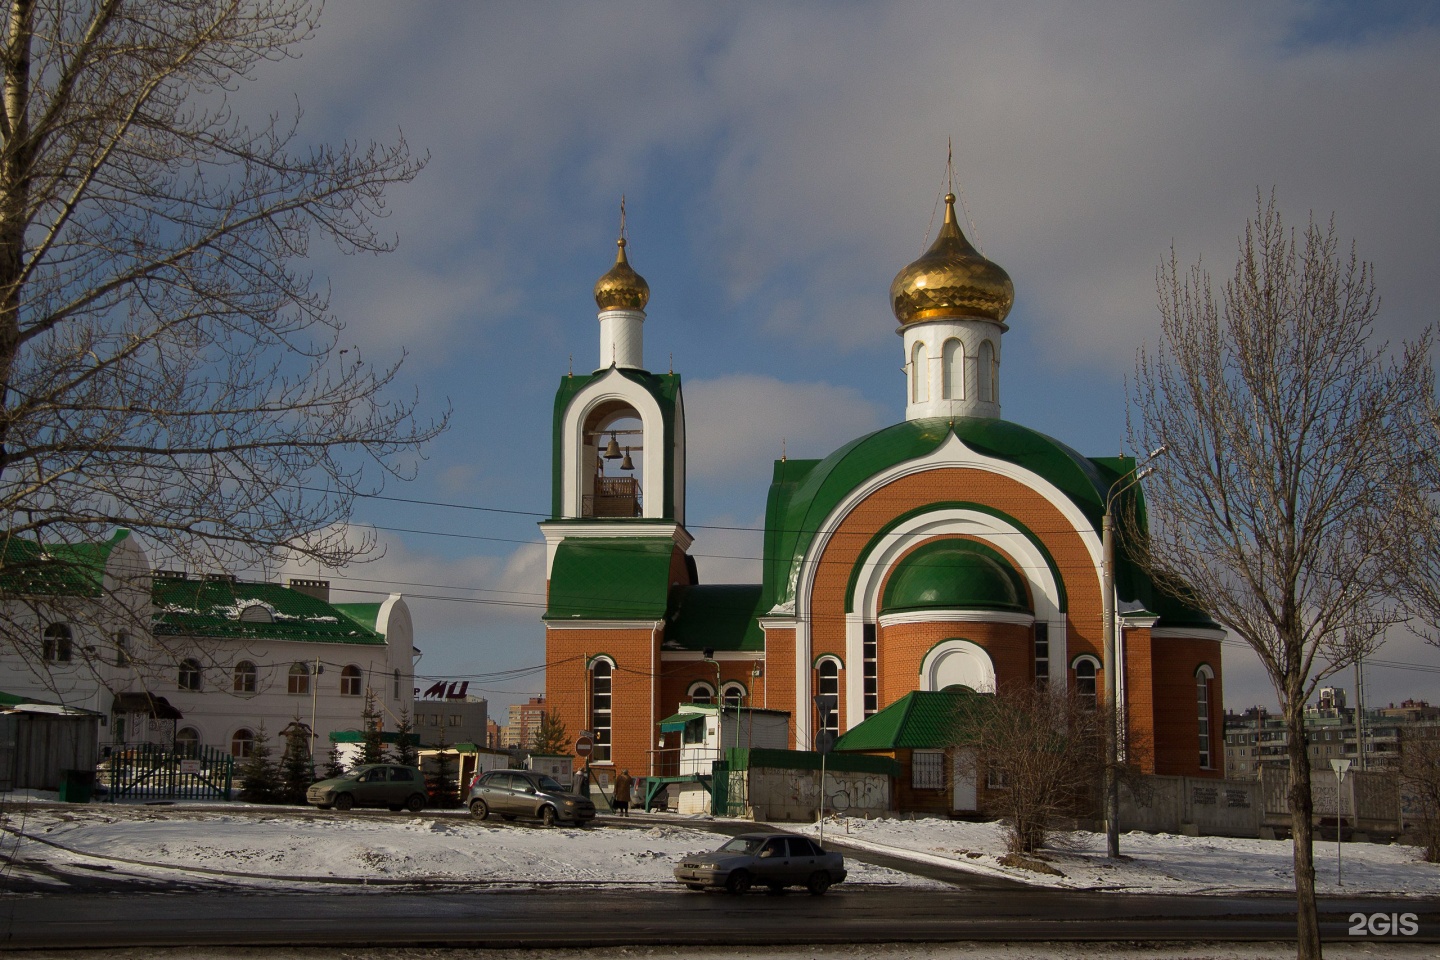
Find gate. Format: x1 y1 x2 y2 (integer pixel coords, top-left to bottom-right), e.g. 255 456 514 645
105 743 233 802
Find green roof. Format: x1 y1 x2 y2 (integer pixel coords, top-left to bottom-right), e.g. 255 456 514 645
153 576 386 644
333 603 383 633
880 539 1030 614
663 584 765 652
0 528 131 597
832 690 995 751
544 537 675 620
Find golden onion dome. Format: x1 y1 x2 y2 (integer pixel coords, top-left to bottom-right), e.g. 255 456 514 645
890 193 1013 325
593 237 650 312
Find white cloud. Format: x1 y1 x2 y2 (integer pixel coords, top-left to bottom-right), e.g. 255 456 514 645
684 374 885 489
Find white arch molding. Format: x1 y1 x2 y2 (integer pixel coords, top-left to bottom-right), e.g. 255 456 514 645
919 640 996 693
789 431 1100 748
560 368 670 521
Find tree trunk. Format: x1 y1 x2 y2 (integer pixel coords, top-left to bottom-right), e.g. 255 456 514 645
1285 697 1322 959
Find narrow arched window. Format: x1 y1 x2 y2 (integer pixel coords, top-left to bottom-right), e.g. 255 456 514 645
911 341 929 403
42 624 73 663
393 669 401 700
113 632 132 667
1196 665 1215 769
1073 656 1099 712
231 728 255 758
233 660 256 694
590 659 613 763
688 681 715 704
288 662 309 695
178 658 203 692
942 339 964 399
341 665 363 696
977 340 996 403
816 658 840 737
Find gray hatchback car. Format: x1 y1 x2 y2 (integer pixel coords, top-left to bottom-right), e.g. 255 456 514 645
306 763 427 812
466 769 596 826
674 832 847 895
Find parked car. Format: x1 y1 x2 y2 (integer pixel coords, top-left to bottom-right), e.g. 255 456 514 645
674 832 847 895
466 769 596 826
306 764 428 812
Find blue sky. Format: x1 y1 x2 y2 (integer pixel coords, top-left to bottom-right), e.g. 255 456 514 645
233 1 1440 715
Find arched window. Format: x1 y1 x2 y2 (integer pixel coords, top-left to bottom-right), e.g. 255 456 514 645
590 658 613 763
233 660 257 694
393 668 401 700
1196 665 1215 769
977 340 996 403
721 682 746 708
341 665 363 696
911 341 929 403
942 339 964 399
175 727 201 756
178 658 203 691
288 662 310 695
687 681 715 704
816 658 840 738
42 624 73 663
230 728 255 758
1073 655 1100 711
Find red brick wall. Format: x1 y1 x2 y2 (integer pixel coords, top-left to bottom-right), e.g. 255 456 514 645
544 626 660 777
877 620 1033 703
762 626 797 747
1149 636 1224 778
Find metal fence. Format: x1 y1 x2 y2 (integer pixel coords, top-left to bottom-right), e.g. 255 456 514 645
104 742 233 802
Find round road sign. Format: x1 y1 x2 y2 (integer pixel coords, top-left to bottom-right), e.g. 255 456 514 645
574 736 593 757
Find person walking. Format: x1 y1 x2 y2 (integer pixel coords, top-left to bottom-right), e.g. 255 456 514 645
613 769 634 817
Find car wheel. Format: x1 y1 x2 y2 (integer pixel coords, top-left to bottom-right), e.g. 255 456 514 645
806 871 832 896
540 805 557 827
725 870 752 895
405 793 426 813
470 798 489 820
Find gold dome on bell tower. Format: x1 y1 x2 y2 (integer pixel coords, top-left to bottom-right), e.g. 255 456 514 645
594 236 650 312
890 193 1013 326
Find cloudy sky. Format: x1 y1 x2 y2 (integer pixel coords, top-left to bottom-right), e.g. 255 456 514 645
245 1 1440 715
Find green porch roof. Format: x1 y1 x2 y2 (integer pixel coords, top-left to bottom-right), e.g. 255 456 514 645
832 689 994 752
153 576 386 644
544 537 675 620
663 584 765 652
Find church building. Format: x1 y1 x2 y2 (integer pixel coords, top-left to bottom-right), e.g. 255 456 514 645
541 190 1225 785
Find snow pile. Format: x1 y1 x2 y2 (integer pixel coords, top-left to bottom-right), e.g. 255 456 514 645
800 816 1440 895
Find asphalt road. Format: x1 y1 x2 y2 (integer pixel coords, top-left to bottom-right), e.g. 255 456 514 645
3 882 1437 949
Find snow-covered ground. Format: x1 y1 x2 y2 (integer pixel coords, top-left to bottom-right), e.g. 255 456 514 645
2 790 1436 897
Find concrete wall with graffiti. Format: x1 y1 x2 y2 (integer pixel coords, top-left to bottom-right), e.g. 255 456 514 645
737 764 890 822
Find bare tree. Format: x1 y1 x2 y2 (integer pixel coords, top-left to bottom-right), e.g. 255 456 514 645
1128 192 1432 959
0 1 446 667
963 684 1106 856
1398 730 1440 863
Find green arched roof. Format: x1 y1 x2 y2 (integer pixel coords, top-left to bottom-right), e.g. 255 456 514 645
880 539 1030 614
761 418 1116 611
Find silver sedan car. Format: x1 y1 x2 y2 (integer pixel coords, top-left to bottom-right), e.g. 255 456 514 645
674 832 847 895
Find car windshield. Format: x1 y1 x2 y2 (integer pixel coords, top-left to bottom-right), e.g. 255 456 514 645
717 837 766 856
537 776 566 792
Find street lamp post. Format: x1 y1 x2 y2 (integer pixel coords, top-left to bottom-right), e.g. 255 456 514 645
1102 446 1165 859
